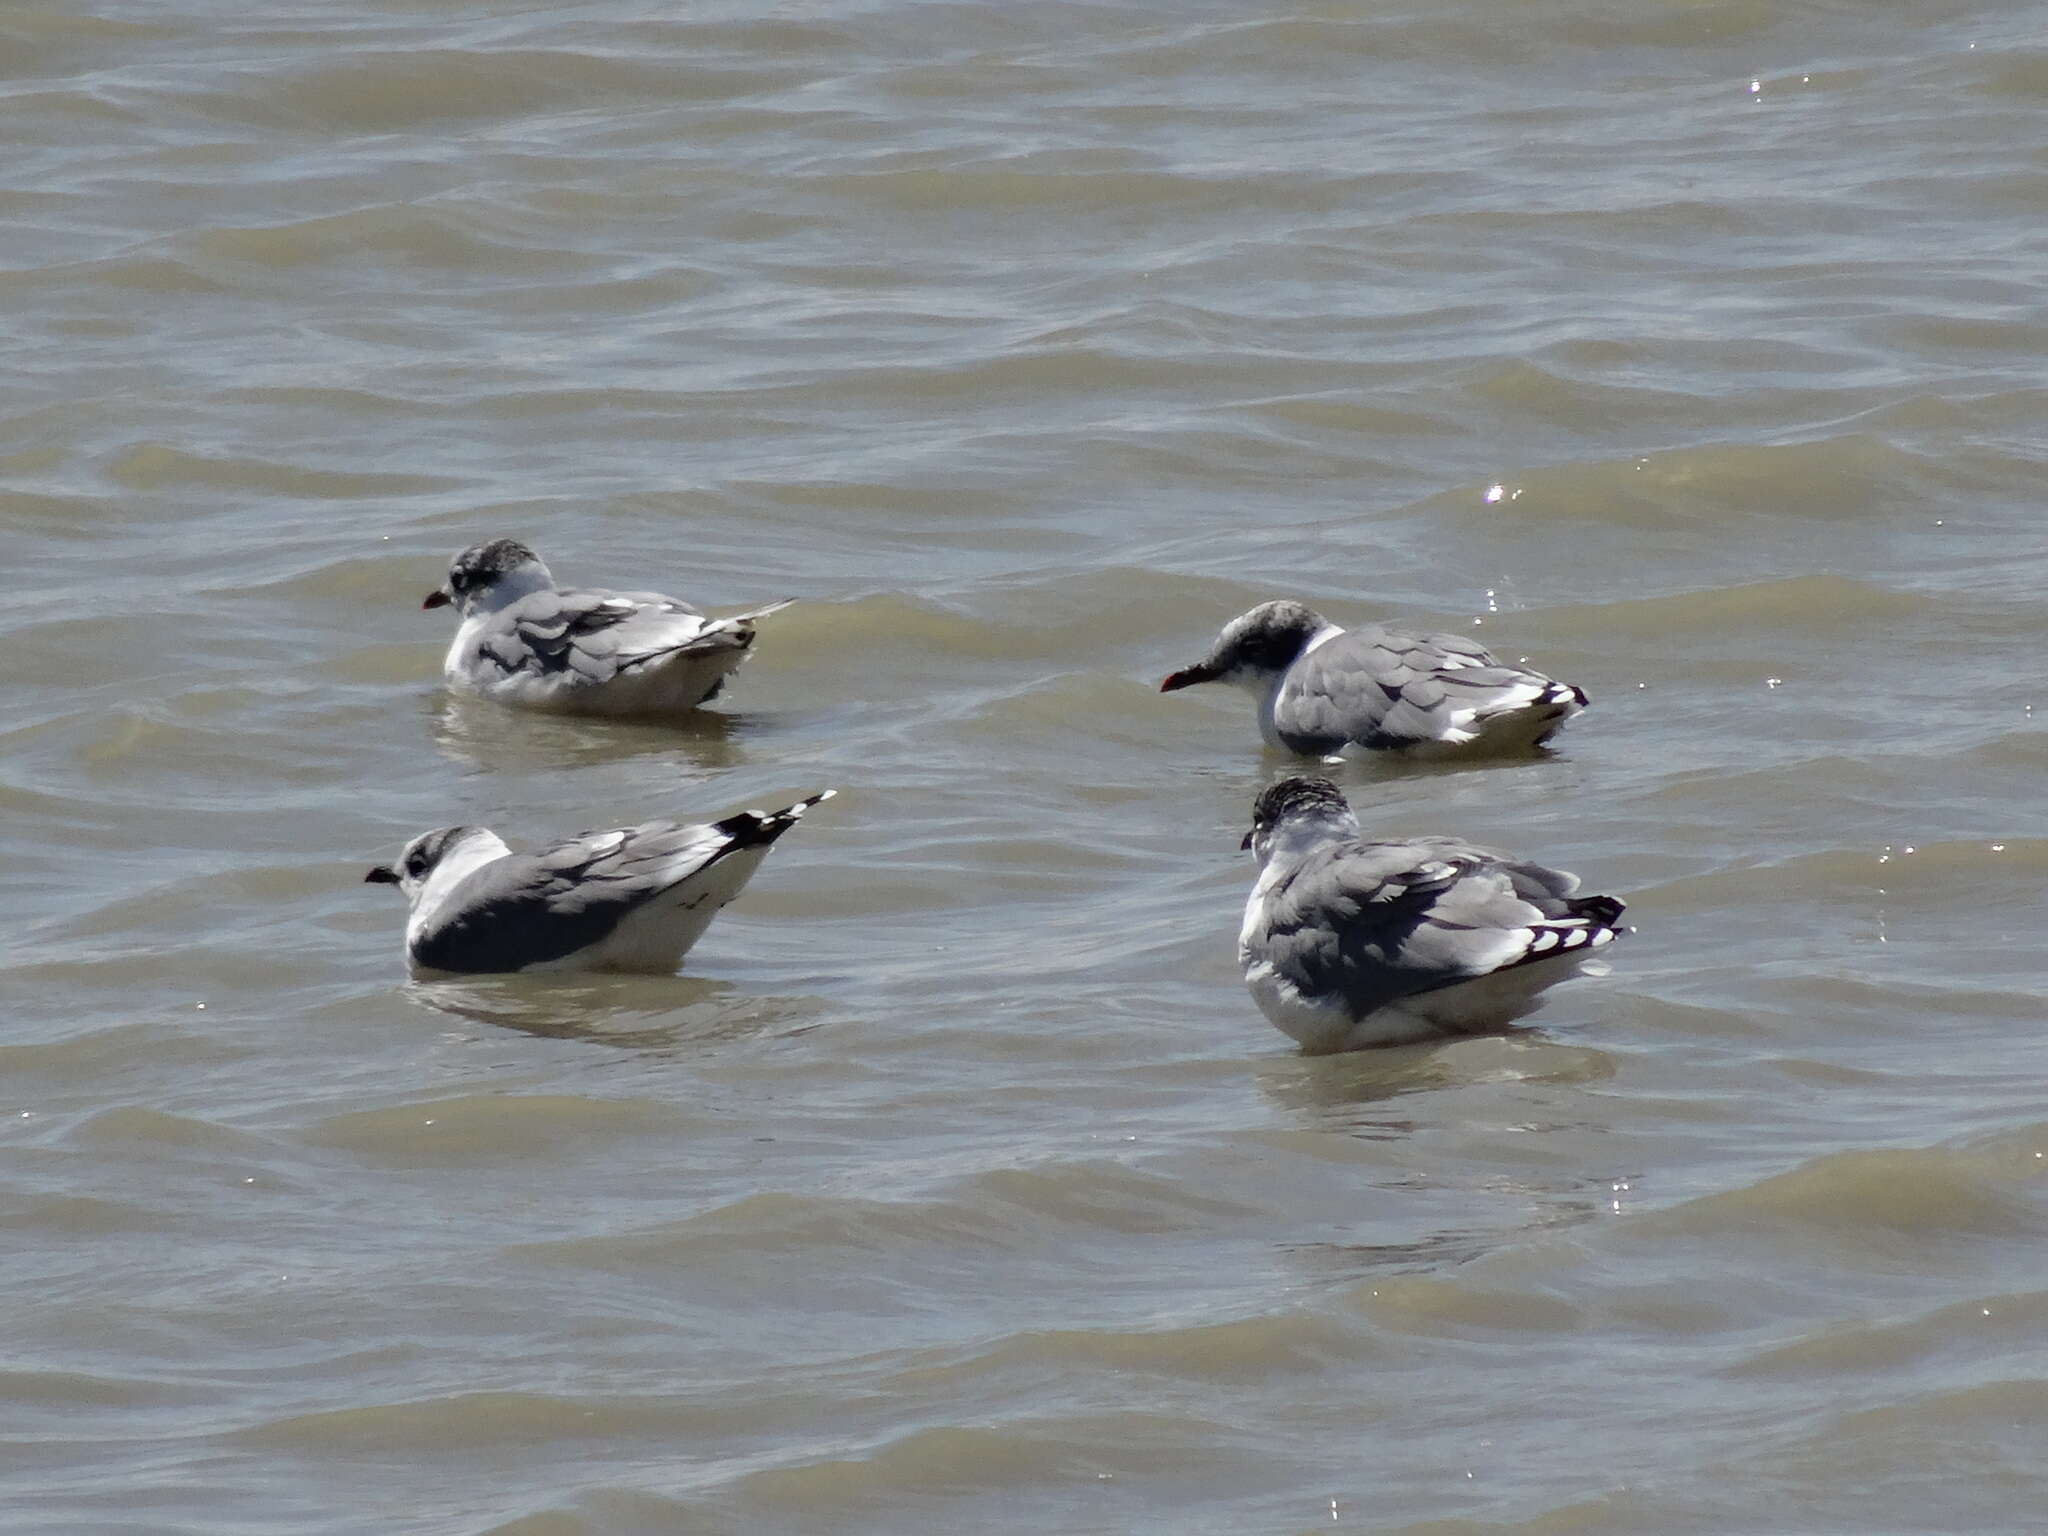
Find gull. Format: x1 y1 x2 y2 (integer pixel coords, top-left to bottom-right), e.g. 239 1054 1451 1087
424 538 791 716
1161 600 1585 755
365 790 835 977
1238 775 1625 1052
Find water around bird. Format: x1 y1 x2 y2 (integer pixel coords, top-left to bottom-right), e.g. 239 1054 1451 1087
5 1 2047 1531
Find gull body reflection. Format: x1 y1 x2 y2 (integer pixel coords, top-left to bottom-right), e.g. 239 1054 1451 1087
404 971 826 1050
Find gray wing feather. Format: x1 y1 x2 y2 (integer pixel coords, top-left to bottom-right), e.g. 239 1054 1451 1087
605 589 703 616
1271 633 1404 753
1275 625 1567 752
532 819 727 900
1249 837 1585 1017
476 588 725 685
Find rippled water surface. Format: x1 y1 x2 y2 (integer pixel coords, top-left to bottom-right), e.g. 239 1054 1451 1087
6 1 2048 1531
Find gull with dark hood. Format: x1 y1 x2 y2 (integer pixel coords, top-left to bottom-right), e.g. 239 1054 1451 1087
1163 600 1585 756
1236 775 1625 1052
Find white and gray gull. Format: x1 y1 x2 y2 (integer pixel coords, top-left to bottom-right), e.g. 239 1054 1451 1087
425 538 791 716
1238 776 1625 1052
1162 600 1585 755
365 789 834 977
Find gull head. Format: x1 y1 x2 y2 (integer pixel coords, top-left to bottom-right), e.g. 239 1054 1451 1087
423 538 555 616
364 825 502 902
1162 600 1329 694
1243 773 1360 858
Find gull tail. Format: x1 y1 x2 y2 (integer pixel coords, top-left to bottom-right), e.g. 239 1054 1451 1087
710 789 837 849
1493 892 1629 975
696 597 795 651
635 599 795 668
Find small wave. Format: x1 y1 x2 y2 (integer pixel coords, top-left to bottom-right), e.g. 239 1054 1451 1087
304 1093 706 1165
105 440 455 498
1629 1138 2048 1254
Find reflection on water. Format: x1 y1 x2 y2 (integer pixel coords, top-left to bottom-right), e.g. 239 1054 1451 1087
1255 1043 1451 1127
1258 1031 1617 1125
1309 740 1589 792
424 690 758 776
403 971 825 1049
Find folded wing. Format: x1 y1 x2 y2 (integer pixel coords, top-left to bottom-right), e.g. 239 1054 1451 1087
408 819 734 973
474 587 745 686
1249 836 1617 1020
1277 625 1580 753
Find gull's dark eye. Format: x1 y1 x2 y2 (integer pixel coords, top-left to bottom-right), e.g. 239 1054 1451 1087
404 852 429 878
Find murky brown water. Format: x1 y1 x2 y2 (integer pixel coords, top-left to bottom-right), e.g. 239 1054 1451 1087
5 2 2047 1532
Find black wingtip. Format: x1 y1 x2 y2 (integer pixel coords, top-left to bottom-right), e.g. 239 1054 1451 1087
709 789 836 848
1570 893 1627 928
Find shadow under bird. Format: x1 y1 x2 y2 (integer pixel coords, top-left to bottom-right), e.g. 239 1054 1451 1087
1162 600 1585 755
425 538 792 716
364 790 835 977
1238 776 1625 1052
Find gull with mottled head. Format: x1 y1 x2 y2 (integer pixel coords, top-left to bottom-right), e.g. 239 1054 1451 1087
424 538 791 716
1237 775 1625 1052
1162 600 1584 755
365 789 834 977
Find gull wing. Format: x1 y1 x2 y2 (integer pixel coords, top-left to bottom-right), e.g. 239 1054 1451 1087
1245 836 1616 1020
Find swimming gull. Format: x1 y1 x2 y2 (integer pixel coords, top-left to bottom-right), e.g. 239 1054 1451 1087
1162 600 1585 755
1238 775 1625 1052
425 538 791 716
365 789 835 977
